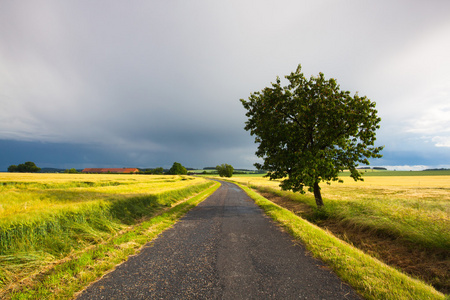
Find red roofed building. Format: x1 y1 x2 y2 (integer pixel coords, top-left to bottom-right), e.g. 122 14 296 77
82 168 139 174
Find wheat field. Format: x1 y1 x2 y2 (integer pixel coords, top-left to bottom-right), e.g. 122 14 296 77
0 173 213 289
230 175 450 249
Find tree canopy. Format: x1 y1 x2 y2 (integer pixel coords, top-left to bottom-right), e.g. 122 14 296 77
168 162 187 175
240 65 383 207
8 161 41 173
216 164 234 177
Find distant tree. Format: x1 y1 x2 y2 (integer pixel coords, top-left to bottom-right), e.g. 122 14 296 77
241 65 383 207
152 167 164 175
8 161 41 173
64 168 78 173
216 164 234 177
225 164 234 177
24 162 41 172
168 162 187 175
7 165 18 172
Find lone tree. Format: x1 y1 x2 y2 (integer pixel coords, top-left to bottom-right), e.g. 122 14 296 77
168 162 187 175
216 164 234 177
241 65 383 207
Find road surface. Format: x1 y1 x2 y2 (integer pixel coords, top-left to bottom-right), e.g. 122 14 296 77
77 181 361 299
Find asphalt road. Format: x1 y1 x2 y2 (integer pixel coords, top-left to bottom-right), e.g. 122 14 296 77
77 181 361 299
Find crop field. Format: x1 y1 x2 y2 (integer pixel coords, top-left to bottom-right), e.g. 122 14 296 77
0 173 208 222
2 171 448 298
0 173 216 298
229 173 450 293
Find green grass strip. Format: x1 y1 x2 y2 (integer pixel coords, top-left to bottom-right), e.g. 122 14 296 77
238 183 446 300
6 181 221 300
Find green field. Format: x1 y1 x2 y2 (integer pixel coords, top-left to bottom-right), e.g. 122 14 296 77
0 173 217 299
199 169 450 177
344 169 450 176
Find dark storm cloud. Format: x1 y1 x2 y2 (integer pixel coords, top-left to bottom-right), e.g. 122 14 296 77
1 1 450 170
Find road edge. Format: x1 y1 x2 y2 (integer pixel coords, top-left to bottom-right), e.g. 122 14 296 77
237 183 445 300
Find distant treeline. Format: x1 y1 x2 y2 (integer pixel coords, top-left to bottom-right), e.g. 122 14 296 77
202 167 265 174
39 168 83 173
10 166 266 175
357 167 450 172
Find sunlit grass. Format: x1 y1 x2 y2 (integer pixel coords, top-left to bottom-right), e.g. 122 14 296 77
229 175 450 250
0 173 214 295
2 179 221 299
239 184 445 300
0 173 202 222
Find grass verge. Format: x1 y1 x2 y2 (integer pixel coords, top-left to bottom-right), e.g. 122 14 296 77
251 185 450 293
1 181 220 300
238 183 446 300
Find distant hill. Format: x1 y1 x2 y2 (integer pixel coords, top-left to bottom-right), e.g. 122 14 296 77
39 168 83 173
39 168 66 173
357 167 387 170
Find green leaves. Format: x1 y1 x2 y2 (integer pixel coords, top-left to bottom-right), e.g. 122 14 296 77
216 164 234 177
241 64 383 206
7 161 41 173
168 162 187 175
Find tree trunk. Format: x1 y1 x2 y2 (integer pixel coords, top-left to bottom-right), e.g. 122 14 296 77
313 182 324 207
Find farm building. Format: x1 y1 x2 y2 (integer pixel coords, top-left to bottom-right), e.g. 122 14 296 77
81 168 139 174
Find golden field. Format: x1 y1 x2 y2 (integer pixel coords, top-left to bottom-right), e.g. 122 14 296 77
0 172 218 299
230 175 449 248
229 174 450 293
0 173 209 223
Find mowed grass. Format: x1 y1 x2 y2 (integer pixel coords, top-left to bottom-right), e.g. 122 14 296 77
230 174 450 250
0 173 215 297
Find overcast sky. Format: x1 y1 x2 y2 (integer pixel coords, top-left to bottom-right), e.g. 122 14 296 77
1 0 450 170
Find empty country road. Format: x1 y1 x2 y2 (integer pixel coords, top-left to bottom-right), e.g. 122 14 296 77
77 181 361 299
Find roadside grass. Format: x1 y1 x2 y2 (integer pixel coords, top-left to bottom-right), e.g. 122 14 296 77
229 175 449 294
0 173 218 298
238 183 445 300
6 182 221 300
230 175 450 251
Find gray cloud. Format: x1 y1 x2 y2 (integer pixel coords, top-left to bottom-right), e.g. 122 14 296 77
1 0 450 170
